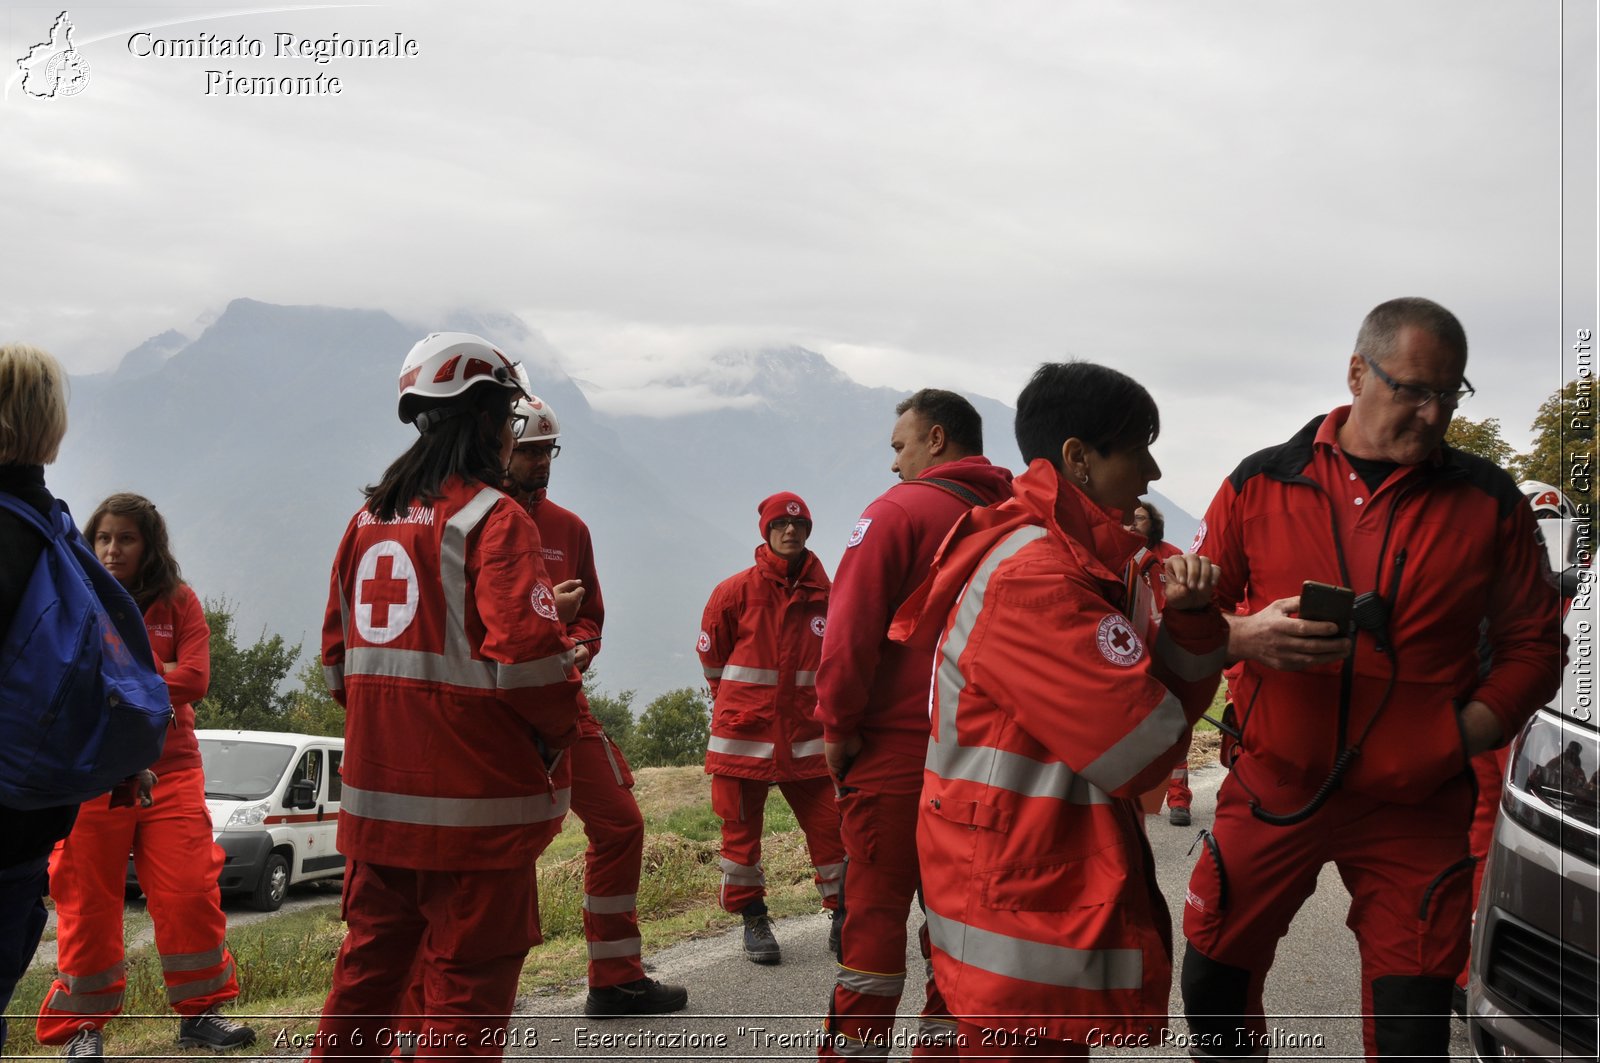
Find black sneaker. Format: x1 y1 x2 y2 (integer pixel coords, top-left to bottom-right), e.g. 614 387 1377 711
177 1010 257 1049
585 976 690 1017
743 913 781 965
1169 806 1192 826
828 910 842 960
62 1028 102 1060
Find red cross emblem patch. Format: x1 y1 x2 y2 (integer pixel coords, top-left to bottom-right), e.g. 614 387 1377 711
1095 613 1144 667
355 540 419 644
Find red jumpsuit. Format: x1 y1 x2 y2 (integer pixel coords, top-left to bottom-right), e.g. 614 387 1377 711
38 585 241 1045
812 457 1013 1060
1127 541 1194 817
523 494 648 989
890 460 1226 1054
311 478 581 1059
699 546 843 915
1181 408 1562 1061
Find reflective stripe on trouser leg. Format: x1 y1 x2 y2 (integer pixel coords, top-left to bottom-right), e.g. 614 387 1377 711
712 775 767 914
570 731 648 987
775 776 844 911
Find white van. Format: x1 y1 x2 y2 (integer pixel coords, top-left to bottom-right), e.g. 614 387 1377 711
127 730 346 911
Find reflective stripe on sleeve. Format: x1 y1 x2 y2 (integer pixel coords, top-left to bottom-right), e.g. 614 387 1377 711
1153 625 1228 683
708 736 776 759
703 665 725 679
323 663 344 691
925 741 1109 805
720 664 780 685
794 669 818 686
1079 689 1189 794
343 783 571 827
924 907 1141 990
498 650 576 689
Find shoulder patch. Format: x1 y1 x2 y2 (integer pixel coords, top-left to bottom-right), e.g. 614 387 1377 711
846 518 873 548
1189 520 1207 554
696 630 712 653
1095 613 1144 667
810 616 827 638
530 581 559 622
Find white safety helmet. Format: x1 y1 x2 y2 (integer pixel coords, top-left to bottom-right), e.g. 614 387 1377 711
397 332 532 427
1520 480 1574 520
513 395 561 444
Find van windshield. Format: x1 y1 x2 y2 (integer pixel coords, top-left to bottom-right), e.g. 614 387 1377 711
199 739 296 801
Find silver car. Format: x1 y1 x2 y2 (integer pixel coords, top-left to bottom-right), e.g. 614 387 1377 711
1467 563 1598 1061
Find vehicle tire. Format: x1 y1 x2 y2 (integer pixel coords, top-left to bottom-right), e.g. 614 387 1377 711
249 853 290 912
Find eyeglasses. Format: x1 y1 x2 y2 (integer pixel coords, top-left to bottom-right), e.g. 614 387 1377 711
769 517 810 532
516 442 561 459
508 414 529 438
1361 354 1474 410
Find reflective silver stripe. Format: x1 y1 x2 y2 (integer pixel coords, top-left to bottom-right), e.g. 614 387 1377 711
167 957 235 1004
816 861 845 880
708 735 776 759
343 783 571 827
924 906 1140 990
1080 689 1188 794
602 740 626 786
498 650 577 689
44 985 122 1014
160 947 224 973
343 646 497 688
926 742 1109 805
62 963 124 994
835 966 905 996
833 1035 889 1058
721 664 780 684
719 858 764 886
587 937 642 960
792 738 826 760
323 663 344 691
794 669 818 687
442 488 501 662
927 526 1115 806
583 893 637 915
1154 624 1227 683
703 664 724 679
816 860 844 898
917 1016 960 1043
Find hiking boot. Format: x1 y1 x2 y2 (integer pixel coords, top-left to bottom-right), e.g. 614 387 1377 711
63 1028 102 1060
585 976 690 1017
743 913 781 965
1169 806 1192 826
177 1010 257 1049
828 910 842 960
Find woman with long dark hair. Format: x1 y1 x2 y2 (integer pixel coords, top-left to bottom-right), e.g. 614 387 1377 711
309 333 583 1059
38 493 256 1058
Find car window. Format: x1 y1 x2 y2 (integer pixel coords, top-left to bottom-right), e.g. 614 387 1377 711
199 740 297 801
327 749 343 803
291 749 324 800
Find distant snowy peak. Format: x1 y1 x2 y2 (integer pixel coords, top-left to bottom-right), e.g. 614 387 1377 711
436 309 565 372
667 345 852 396
115 329 189 379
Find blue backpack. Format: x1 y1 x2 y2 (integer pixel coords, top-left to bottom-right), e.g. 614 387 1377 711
0 494 173 810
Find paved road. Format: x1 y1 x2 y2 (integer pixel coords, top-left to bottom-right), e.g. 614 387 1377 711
473 762 1473 1061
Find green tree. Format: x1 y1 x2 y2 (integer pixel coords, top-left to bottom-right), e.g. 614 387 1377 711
281 657 345 737
631 687 710 767
584 671 637 760
1445 415 1513 466
193 598 301 730
1509 377 1596 508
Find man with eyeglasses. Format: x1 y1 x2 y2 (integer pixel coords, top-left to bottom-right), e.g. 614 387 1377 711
698 492 844 965
1180 297 1562 1060
502 395 689 1018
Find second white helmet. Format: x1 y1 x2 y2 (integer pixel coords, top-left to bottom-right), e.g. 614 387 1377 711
1520 479 1574 520
397 332 531 426
513 395 561 444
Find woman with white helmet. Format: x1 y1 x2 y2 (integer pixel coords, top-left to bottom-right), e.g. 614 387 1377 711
309 333 583 1059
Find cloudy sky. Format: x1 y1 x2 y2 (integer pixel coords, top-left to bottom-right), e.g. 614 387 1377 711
2 0 1593 514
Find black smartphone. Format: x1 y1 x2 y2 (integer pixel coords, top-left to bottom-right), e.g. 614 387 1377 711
1299 580 1354 630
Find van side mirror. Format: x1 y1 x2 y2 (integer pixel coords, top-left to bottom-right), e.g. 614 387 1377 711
288 779 317 810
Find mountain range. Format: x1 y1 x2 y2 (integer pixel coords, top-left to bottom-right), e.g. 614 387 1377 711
52 299 1199 703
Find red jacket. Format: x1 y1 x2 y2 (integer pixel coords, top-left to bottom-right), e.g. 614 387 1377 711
814 457 1013 766
143 583 209 776
1197 407 1563 802
891 460 1226 1042
699 546 831 781
524 495 606 738
322 477 582 870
